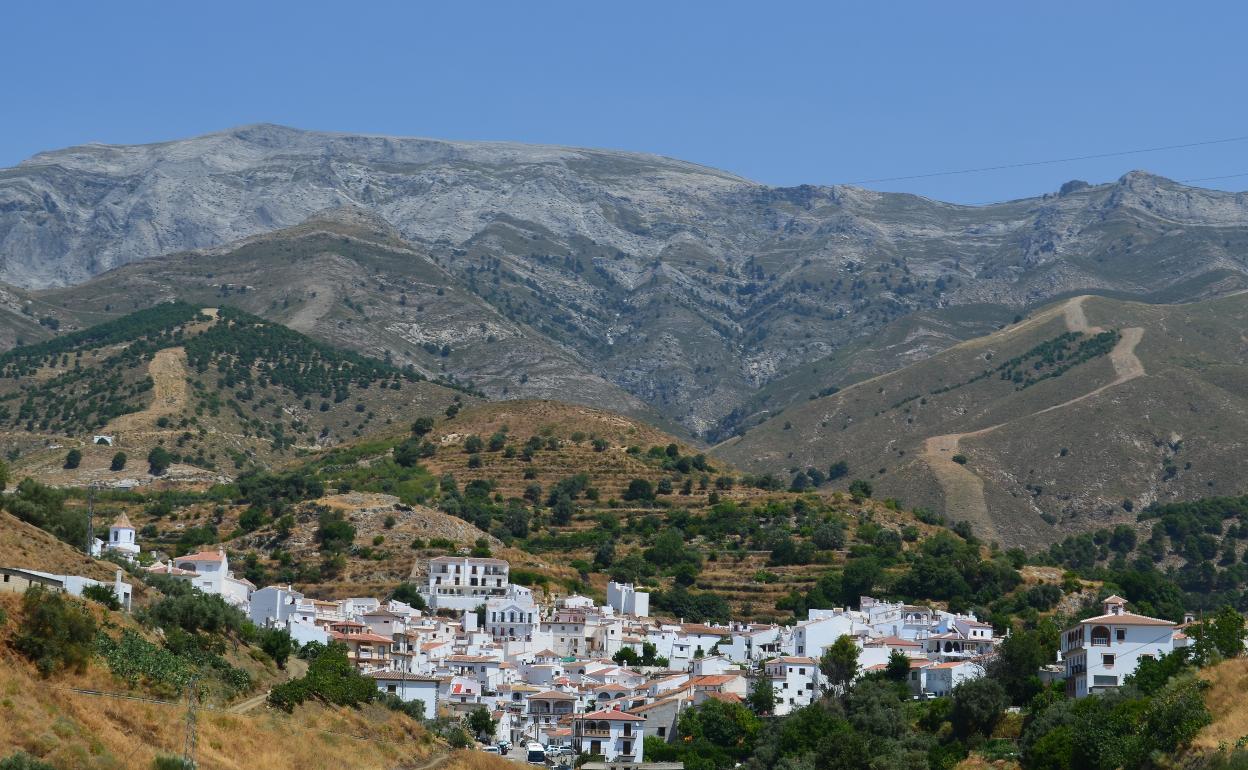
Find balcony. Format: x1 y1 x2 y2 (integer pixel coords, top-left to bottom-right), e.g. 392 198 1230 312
580 728 612 738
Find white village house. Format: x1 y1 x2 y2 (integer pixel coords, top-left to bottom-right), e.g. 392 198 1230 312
1061 595 1180 698
146 547 254 608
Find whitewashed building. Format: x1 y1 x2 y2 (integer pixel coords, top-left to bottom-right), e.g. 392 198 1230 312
607 581 649 617
147 547 254 608
425 556 510 610
762 656 819 715
1061 595 1179 698
573 709 645 762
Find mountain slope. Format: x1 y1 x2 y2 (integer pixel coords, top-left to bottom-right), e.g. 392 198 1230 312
0 302 472 484
4 125 1248 434
24 206 665 427
716 293 1248 546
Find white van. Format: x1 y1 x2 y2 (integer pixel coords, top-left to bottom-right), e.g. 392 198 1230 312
525 742 546 764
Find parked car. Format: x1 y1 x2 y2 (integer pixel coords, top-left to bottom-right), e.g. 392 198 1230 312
480 745 500 754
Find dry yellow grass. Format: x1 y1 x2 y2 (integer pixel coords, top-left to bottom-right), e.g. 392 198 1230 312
0 512 150 599
1192 656 1248 751
443 750 517 770
0 592 440 769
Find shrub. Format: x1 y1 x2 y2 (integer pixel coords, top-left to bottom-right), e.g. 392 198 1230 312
110 451 128 471
268 642 376 711
63 449 82 469
147 446 173 475
152 757 193 770
15 585 97 676
0 753 55 770
82 583 121 611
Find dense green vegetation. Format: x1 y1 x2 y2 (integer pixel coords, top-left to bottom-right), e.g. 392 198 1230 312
1045 495 1248 615
0 303 201 432
268 642 378 711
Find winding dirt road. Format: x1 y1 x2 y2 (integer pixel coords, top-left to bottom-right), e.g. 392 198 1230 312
919 296 1146 541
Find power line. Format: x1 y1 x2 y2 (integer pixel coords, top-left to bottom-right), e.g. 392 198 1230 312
844 133 1248 185
1180 171 1248 183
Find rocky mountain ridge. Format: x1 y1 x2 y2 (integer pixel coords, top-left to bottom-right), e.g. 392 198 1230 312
4 124 1248 435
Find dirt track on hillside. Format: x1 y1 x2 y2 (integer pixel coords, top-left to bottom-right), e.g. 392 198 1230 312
920 296 1146 542
106 347 190 433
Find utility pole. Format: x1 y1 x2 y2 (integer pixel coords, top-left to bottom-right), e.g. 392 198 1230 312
182 677 199 769
84 484 95 556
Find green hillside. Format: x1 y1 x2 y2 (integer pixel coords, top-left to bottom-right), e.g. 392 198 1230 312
0 302 474 484
717 293 1248 547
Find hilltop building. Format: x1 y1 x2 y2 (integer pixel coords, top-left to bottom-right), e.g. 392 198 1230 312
1060 595 1180 698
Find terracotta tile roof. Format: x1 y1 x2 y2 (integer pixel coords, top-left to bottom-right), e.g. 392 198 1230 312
579 708 644 722
331 631 394 644
630 697 681 714
529 690 576 700
681 623 732 636
690 674 739 687
705 692 744 703
771 656 816 665
367 671 441 682
1078 612 1175 627
110 513 134 530
866 635 921 647
146 563 196 576
178 549 225 562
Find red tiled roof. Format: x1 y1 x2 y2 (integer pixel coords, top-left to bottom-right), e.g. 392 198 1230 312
705 692 743 704
178 549 225 562
331 631 394 644
579 708 644 721
1078 612 1175 627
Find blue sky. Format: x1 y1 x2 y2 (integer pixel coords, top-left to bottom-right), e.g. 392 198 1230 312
4 1 1247 203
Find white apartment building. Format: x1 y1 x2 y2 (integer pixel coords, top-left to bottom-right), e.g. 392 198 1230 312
425 556 510 610
1061 595 1179 698
763 656 819 715
607 581 649 617
573 709 645 762
486 587 540 641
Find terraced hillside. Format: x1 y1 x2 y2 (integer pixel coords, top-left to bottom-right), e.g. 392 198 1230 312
718 293 1248 547
109 399 1029 623
0 302 472 485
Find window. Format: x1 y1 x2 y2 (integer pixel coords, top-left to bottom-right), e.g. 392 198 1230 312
1116 629 1126 642
657 727 666 738
1102 654 1115 667
1090 626 1111 646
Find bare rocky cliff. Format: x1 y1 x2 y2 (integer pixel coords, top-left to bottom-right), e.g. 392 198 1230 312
4 124 1248 436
